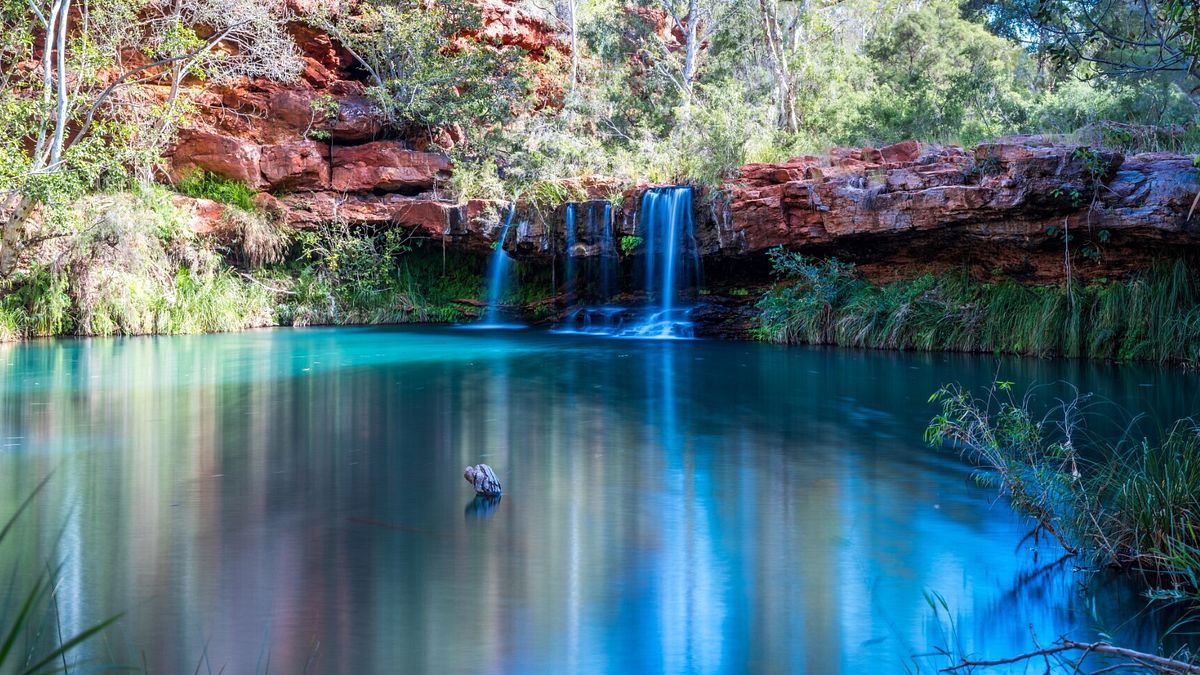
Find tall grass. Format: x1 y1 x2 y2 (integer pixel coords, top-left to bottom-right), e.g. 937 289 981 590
0 475 122 674
927 383 1200 600
755 248 1200 364
0 189 278 339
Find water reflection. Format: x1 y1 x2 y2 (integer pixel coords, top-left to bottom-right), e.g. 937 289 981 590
465 495 501 521
0 329 1196 673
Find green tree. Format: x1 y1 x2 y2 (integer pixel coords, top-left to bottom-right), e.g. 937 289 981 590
862 0 1032 143
319 0 534 134
971 0 1200 108
0 0 299 277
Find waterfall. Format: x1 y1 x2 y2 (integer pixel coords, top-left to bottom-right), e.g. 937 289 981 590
564 204 577 305
555 187 699 339
477 205 522 328
599 202 616 302
628 186 699 338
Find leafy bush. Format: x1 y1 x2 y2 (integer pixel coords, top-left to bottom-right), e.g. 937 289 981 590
318 0 532 130
0 267 73 337
0 189 277 338
278 223 495 326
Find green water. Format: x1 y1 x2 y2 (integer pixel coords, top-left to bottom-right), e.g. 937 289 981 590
0 327 1196 673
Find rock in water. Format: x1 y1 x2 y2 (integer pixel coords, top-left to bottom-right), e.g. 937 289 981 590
464 464 502 497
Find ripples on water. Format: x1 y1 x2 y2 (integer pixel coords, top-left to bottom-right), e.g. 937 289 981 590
0 327 1196 673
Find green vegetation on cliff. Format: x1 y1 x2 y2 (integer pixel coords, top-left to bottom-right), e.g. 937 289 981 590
755 247 1200 364
0 188 521 341
453 0 1200 197
0 187 276 340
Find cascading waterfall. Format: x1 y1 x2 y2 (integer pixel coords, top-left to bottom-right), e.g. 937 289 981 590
556 186 699 339
598 202 617 302
628 186 700 338
564 204 577 305
477 205 522 328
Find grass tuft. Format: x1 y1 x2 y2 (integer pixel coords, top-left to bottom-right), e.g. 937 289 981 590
755 248 1200 365
175 170 259 211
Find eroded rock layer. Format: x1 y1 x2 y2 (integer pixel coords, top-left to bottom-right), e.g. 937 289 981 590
161 5 1200 284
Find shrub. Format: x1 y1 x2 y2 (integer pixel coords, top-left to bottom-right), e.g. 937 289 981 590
927 383 1200 599
175 170 258 211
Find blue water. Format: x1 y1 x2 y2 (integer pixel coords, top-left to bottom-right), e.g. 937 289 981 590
0 328 1195 673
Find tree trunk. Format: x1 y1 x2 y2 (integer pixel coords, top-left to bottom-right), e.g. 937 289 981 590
0 195 36 278
568 0 578 99
758 0 800 133
681 0 700 107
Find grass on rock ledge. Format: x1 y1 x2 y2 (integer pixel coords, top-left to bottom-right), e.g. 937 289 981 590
755 247 1200 365
0 186 517 341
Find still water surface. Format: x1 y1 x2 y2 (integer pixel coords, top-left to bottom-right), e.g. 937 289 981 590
0 327 1197 673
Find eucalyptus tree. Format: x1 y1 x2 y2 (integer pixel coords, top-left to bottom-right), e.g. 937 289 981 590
0 0 300 277
756 0 849 133
317 0 531 135
972 0 1200 106
637 0 742 110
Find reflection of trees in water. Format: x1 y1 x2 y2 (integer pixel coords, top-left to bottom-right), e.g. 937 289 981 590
0 332 1196 672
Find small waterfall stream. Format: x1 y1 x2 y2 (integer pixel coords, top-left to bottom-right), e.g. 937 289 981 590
564 204 577 306
597 202 617 302
476 205 523 328
631 186 699 337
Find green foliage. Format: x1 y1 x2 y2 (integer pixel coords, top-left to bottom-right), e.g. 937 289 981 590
174 170 258 211
450 156 508 202
859 0 1032 145
0 188 275 338
278 223 501 326
307 93 341 140
620 235 644 255
319 0 532 131
927 383 1200 599
755 248 1200 364
0 267 72 337
524 180 587 212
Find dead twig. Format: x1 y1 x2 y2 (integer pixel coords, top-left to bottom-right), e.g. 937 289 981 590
941 640 1200 674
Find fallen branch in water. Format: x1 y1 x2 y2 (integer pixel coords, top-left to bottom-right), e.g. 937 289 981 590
941 639 1200 673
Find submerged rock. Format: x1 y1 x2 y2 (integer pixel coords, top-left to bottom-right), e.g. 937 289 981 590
464 464 502 497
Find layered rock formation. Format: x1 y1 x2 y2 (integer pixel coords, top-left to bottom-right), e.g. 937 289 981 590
167 0 566 251
161 4 1200 285
719 139 1200 281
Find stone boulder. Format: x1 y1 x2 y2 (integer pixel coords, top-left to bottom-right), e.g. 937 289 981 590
330 142 452 193
464 464 502 497
261 141 330 191
170 129 263 188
